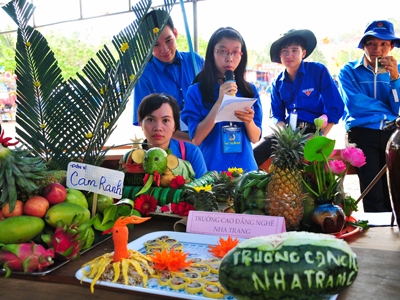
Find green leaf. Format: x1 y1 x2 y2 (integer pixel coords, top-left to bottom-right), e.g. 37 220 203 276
101 205 118 225
345 220 369 230
3 0 177 171
304 136 336 162
117 205 131 216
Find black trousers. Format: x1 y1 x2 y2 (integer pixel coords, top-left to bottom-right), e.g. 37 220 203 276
346 127 394 212
253 126 315 166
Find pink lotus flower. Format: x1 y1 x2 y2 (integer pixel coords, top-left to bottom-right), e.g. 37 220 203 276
314 114 328 128
329 149 337 158
341 147 366 168
326 160 347 175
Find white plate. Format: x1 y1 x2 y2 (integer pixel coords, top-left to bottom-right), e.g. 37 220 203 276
76 231 246 299
75 231 339 300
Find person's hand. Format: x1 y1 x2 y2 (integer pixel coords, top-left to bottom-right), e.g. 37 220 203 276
217 81 238 102
235 107 254 124
381 56 399 81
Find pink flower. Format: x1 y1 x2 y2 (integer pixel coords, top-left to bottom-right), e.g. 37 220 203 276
326 160 347 175
320 115 328 127
341 147 366 168
329 149 337 158
314 114 328 128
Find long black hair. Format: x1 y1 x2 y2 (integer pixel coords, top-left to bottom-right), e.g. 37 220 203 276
193 27 254 108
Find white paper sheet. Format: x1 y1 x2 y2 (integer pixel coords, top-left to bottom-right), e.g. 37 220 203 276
351 212 397 226
214 95 257 123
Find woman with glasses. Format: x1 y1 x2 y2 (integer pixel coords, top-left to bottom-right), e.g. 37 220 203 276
181 27 262 172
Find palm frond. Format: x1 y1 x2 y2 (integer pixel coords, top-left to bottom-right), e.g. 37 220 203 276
3 0 177 170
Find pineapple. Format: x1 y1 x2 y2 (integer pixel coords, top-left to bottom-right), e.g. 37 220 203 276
265 126 311 230
212 172 241 203
17 170 67 201
182 187 219 212
0 128 48 212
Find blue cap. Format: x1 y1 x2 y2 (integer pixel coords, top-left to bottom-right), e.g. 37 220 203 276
358 20 400 49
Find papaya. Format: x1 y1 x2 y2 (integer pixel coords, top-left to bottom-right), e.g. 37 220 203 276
0 216 45 244
45 202 90 227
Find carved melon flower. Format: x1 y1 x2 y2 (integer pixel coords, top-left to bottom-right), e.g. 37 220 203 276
85 133 93 139
34 81 40 87
120 42 129 52
208 236 240 258
153 27 159 34
40 124 46 129
104 122 110 129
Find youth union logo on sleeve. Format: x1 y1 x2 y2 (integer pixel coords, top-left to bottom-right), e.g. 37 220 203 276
302 88 314 96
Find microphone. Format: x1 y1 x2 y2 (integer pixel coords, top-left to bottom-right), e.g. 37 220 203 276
224 70 236 96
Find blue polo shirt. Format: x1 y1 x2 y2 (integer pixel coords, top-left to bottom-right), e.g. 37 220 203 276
133 50 204 125
181 82 262 172
168 139 208 179
339 55 400 131
270 61 344 125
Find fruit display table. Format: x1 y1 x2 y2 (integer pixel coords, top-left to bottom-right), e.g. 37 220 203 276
1 216 399 300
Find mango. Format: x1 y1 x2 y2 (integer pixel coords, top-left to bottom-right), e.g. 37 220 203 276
45 202 90 227
0 216 45 244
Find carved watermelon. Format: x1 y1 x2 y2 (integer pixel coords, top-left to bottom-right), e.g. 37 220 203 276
219 232 358 300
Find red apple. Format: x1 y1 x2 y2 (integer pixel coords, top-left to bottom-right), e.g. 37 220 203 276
42 183 67 205
1 200 24 218
24 196 50 218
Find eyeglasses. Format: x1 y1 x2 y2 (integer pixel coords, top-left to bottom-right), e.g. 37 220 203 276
214 49 243 58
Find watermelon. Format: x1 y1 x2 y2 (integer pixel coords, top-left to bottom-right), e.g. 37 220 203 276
219 232 358 300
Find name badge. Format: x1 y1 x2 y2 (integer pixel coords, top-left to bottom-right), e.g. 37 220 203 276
222 125 242 153
289 111 298 131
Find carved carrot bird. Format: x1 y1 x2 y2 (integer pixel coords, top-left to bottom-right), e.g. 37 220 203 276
103 215 151 262
80 215 153 293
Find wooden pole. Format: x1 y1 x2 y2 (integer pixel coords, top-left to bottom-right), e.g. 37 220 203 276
355 165 387 205
92 193 98 218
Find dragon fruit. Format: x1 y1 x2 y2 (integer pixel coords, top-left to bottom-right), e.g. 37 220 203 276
0 242 55 278
42 214 96 260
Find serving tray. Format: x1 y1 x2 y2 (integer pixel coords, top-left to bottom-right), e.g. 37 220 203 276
75 231 339 300
76 231 243 299
0 229 111 276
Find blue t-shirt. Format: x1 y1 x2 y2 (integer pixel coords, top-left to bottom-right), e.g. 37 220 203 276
270 61 344 125
181 82 262 172
133 50 204 125
168 139 208 179
339 55 400 131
